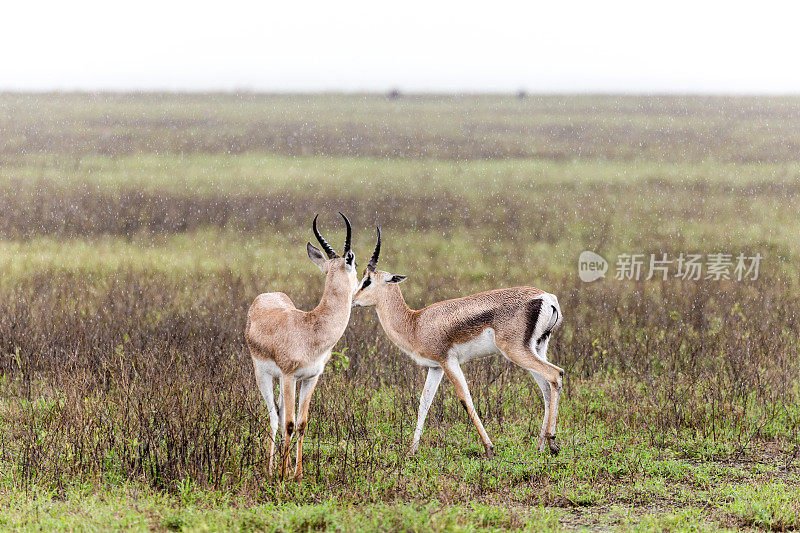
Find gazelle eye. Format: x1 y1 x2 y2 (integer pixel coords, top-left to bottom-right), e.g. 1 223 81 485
361 277 372 289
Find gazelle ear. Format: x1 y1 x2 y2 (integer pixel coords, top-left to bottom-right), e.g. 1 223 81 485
307 242 327 272
385 274 407 284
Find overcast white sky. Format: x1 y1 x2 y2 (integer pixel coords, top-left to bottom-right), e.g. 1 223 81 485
2 0 799 93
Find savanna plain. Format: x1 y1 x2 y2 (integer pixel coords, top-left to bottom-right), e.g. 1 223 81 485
0 94 799 531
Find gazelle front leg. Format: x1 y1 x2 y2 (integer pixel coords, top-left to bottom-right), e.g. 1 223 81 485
280 374 296 479
443 358 494 457
293 375 320 481
255 371 279 477
408 366 444 456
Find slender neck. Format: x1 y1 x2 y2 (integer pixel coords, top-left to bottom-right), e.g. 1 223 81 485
310 269 351 329
374 284 416 348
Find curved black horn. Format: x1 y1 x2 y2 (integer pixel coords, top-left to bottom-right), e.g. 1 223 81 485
339 212 352 254
367 226 381 271
312 214 337 259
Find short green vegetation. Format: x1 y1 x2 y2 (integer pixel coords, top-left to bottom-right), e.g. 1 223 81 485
0 94 798 531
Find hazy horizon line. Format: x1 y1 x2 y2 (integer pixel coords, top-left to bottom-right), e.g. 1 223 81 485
3 89 800 98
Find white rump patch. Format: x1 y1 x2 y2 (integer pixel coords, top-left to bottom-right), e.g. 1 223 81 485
528 294 562 351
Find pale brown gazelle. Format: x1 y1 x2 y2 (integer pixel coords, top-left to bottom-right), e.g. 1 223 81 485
352 228 564 457
246 213 358 480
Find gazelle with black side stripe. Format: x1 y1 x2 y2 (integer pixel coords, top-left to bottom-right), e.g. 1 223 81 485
246 213 359 480
352 228 564 456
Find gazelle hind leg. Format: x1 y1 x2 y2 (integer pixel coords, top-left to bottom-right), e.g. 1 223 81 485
280 375 296 479
409 366 444 456
253 362 279 477
496 340 563 455
529 371 553 453
443 358 494 457
535 335 562 452
293 375 320 481
546 375 561 454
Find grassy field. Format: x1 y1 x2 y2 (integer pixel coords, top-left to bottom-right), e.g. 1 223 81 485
0 93 799 531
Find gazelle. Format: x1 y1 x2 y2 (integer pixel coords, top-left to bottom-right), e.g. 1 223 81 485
246 213 358 480
352 228 564 457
